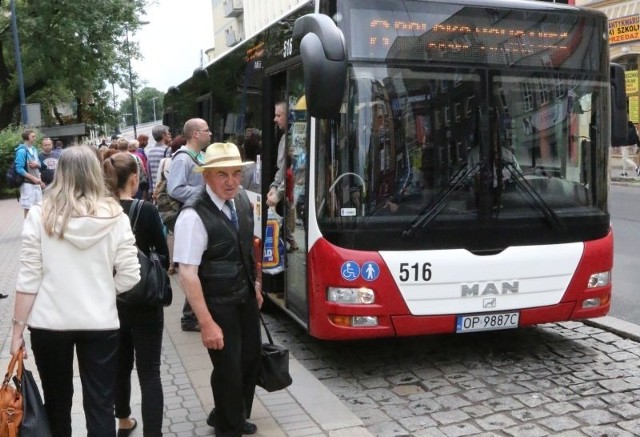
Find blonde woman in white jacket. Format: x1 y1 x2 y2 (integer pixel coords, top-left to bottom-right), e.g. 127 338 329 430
10 145 141 437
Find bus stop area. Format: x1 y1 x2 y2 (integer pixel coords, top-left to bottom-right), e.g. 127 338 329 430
0 198 369 437
2 194 640 436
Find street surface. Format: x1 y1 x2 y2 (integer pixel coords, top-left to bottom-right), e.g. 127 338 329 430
263 309 640 436
610 183 640 325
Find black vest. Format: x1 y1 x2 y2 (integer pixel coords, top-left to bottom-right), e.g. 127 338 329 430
193 189 255 305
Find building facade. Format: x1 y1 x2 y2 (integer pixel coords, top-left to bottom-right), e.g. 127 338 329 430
577 0 640 123
208 0 309 61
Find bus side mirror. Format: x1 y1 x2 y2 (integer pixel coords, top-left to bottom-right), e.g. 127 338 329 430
293 13 347 119
610 63 627 147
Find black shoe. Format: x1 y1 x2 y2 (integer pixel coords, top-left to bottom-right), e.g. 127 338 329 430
207 411 257 435
206 410 215 428
242 421 257 434
0 294 8 299
181 322 200 332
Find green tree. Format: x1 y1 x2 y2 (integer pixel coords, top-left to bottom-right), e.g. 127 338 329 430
0 0 147 130
119 86 164 125
137 87 164 123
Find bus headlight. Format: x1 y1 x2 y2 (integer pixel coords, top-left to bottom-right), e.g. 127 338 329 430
327 287 375 304
328 315 379 327
587 271 610 288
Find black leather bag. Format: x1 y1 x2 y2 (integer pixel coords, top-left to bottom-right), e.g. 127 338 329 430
256 315 292 392
18 366 51 437
118 200 172 307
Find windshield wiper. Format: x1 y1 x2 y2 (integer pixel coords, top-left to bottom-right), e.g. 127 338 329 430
501 161 565 231
403 162 482 238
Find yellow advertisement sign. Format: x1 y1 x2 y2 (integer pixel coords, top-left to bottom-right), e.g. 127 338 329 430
626 70 638 94
609 15 640 44
629 97 639 125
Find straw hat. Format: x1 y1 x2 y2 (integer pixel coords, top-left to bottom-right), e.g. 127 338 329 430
195 142 252 172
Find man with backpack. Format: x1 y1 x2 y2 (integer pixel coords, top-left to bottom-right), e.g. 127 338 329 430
167 118 210 332
147 124 172 196
15 129 46 217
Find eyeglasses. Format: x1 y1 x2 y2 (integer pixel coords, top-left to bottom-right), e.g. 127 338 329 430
196 129 211 133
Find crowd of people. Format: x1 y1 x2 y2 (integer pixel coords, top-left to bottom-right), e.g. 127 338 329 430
7 115 276 436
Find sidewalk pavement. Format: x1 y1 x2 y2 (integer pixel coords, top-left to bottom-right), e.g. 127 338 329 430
0 198 371 437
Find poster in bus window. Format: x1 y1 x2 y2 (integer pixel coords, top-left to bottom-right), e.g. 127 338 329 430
291 122 306 157
262 208 285 275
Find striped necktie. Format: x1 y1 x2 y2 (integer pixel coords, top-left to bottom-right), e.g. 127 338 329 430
225 200 238 230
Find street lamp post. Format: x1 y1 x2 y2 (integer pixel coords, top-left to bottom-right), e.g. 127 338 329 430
151 96 159 122
112 82 120 134
125 26 138 138
9 0 27 125
124 21 149 138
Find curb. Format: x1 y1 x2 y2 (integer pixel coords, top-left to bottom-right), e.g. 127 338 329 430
584 315 640 343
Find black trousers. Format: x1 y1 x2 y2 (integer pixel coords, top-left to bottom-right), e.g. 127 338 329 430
207 298 261 437
30 328 120 437
115 305 164 437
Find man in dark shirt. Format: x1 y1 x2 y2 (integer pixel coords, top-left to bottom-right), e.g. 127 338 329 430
39 137 59 186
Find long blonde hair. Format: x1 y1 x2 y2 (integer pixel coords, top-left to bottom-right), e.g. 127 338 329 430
42 145 120 238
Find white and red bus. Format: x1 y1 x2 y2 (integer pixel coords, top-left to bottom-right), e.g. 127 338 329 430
164 0 627 340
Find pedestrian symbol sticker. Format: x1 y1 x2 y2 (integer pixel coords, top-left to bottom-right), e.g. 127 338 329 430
361 262 380 281
341 261 360 281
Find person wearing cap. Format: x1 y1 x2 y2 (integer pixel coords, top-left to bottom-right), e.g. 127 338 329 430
174 142 263 437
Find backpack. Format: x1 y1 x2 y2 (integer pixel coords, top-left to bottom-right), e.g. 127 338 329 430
132 153 149 190
154 150 199 231
5 146 26 188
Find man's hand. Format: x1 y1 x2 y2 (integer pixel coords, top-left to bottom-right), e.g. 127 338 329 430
201 320 225 350
255 281 264 309
266 188 278 207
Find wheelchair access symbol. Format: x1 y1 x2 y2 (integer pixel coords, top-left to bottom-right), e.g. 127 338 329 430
340 261 360 281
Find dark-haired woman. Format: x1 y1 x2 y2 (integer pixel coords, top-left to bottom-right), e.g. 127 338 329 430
103 153 169 437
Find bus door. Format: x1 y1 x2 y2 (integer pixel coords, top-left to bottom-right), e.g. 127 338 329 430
262 66 309 325
284 65 308 324
263 66 309 324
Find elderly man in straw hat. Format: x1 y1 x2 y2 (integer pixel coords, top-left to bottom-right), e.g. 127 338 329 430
174 142 263 436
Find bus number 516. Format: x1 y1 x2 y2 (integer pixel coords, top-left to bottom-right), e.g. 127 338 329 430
399 262 432 282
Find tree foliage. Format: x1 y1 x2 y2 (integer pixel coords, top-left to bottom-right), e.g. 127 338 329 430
119 86 164 125
0 0 147 130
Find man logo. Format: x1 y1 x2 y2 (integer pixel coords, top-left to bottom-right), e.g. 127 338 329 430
483 298 496 308
461 281 519 297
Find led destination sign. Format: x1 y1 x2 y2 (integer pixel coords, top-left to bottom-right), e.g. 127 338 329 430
346 4 602 69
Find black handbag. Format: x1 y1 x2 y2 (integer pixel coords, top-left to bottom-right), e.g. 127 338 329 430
18 366 51 437
118 200 172 307
256 314 292 392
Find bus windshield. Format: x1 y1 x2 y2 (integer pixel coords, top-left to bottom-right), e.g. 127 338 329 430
315 1 610 251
